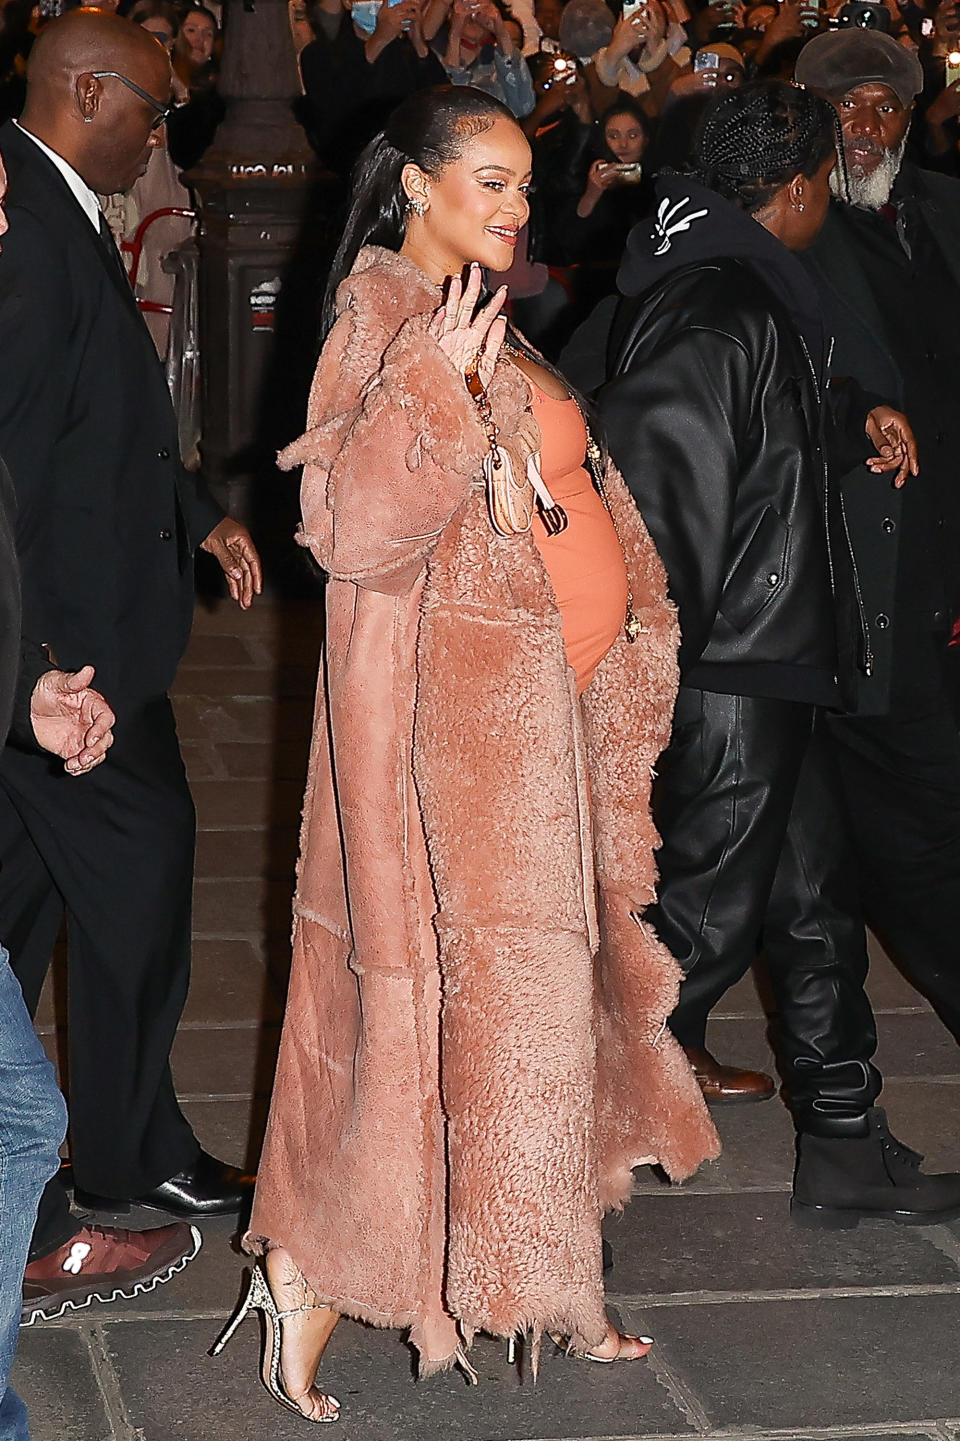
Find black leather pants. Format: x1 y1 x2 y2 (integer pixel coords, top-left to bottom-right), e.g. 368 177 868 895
648 688 881 1130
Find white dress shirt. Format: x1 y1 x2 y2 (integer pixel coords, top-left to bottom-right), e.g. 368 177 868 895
12 121 102 232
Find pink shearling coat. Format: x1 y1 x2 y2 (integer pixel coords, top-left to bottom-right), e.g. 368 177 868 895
248 245 720 1374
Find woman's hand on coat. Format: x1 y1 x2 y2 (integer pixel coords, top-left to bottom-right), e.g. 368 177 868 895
864 405 919 489
429 263 508 391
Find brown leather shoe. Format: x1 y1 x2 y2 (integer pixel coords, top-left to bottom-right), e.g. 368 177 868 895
684 1045 776 1103
21 1222 201 1326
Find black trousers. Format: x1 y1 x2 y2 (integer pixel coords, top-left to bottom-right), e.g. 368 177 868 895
0 695 200 1257
825 690 960 1042
649 688 881 1128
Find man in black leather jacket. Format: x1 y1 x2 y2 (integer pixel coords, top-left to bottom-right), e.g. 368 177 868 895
579 82 960 1227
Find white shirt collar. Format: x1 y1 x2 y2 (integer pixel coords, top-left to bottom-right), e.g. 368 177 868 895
12 121 103 233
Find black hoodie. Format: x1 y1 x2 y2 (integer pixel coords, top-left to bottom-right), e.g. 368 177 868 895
572 174 873 707
617 174 828 377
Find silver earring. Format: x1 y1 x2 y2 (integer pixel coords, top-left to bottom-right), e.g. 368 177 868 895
408 197 426 218
796 201 805 212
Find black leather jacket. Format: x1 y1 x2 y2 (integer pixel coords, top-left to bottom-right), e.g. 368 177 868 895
596 257 873 708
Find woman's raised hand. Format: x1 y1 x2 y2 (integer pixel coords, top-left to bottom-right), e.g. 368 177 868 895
429 264 508 391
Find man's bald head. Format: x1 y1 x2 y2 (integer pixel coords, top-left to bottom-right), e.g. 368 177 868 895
27 8 170 98
21 9 172 196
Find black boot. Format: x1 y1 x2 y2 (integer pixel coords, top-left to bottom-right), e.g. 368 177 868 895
792 1107 960 1229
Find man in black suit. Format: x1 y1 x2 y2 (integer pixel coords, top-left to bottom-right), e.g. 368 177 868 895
0 9 262 1306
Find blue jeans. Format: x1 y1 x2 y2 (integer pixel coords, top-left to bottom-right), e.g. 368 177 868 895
0 947 67 1441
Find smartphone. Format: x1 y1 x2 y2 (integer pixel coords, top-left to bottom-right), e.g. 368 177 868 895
622 0 647 19
921 14 935 31
693 47 720 67
351 0 382 31
605 161 645 181
800 0 821 27
947 48 960 83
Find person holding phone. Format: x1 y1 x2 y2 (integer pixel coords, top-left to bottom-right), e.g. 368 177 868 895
594 0 692 103
441 0 536 114
299 0 446 172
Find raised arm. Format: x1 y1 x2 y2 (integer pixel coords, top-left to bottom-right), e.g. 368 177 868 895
281 269 507 594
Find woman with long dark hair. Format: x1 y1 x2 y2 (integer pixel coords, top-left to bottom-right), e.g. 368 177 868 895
214 84 718 1425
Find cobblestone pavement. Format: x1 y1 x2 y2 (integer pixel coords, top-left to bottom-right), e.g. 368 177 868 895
14 598 960 1441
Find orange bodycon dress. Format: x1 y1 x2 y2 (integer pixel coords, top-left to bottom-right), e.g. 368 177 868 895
528 380 629 694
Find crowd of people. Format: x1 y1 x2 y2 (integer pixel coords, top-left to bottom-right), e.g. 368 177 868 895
2 0 960 1437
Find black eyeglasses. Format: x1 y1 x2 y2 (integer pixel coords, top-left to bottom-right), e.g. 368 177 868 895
90 70 174 129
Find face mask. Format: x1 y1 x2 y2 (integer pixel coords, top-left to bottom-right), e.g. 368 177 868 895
352 1 381 33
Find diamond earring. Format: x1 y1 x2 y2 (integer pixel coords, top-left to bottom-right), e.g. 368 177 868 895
408 197 426 218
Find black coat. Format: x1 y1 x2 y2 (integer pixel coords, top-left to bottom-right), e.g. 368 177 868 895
802 166 960 715
593 257 872 708
0 456 49 748
0 121 223 714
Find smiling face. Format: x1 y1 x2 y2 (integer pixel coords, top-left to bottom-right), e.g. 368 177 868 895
401 114 532 282
604 110 646 163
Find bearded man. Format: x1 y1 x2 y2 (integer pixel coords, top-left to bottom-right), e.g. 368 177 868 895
791 29 960 1042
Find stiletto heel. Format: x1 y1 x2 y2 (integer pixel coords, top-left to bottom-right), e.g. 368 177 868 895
212 1264 341 1424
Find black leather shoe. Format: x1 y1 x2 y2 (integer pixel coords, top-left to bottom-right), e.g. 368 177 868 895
74 1151 256 1219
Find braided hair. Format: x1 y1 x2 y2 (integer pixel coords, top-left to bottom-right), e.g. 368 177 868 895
690 80 840 215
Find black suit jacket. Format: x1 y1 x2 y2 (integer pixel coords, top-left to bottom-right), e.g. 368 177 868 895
0 456 50 748
802 166 960 715
0 121 223 713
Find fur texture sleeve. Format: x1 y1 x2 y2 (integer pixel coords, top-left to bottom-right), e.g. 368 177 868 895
281 310 489 595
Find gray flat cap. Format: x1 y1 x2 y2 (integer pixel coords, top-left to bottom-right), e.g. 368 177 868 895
795 28 923 106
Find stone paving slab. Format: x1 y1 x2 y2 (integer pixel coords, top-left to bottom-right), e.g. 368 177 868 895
172 1020 281 1100
105 1316 691 1441
181 938 282 1027
622 1294 960 1431
181 1096 269 1172
11 1327 111 1441
192 875 293 936
633 1098 797 1196
874 1011 960 1077
194 824 300 881
604 1191 960 1297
